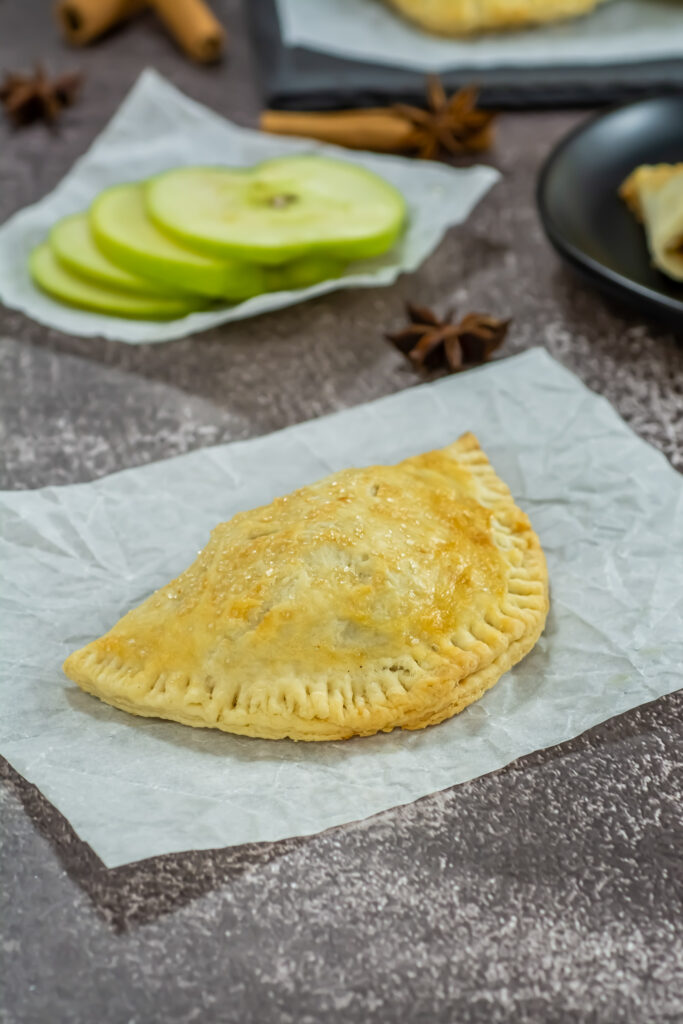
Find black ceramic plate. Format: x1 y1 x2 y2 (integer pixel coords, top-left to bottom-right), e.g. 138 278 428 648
537 96 683 327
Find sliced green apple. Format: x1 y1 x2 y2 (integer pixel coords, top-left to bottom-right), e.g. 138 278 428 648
145 156 406 266
29 242 207 320
50 212 181 296
265 254 346 292
90 183 268 300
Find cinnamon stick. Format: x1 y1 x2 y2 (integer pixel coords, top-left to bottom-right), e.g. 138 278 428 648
55 0 147 46
150 0 226 63
261 83 495 160
260 109 419 154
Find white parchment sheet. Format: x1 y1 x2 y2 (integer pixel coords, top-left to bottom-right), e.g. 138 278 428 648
275 0 683 72
1 349 682 868
0 69 499 345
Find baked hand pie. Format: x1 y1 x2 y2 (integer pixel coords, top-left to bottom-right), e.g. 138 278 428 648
620 164 683 283
63 434 549 742
384 0 609 35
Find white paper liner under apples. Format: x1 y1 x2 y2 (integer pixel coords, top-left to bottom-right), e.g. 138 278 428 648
0 69 499 345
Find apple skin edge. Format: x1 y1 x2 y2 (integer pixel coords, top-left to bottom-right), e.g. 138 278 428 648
90 184 268 301
49 213 181 298
29 243 209 320
144 158 407 266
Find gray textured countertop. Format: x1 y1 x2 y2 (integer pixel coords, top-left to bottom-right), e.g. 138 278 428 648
1 2 682 1022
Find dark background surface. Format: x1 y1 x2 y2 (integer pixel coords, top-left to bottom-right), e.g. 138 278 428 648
1 2 682 1022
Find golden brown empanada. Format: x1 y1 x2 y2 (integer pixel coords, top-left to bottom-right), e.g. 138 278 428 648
384 0 609 35
63 433 548 741
620 164 683 283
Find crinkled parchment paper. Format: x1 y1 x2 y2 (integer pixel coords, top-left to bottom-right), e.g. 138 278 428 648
0 69 498 345
1 349 681 868
274 0 683 72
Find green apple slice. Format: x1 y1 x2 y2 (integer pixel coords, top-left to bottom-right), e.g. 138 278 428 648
90 183 268 300
265 254 345 292
50 212 181 296
145 156 406 266
29 242 207 320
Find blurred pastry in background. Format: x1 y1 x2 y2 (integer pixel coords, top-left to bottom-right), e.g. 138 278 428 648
620 164 683 283
384 0 609 35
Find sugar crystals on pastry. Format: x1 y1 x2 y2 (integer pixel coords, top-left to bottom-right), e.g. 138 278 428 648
63 433 549 742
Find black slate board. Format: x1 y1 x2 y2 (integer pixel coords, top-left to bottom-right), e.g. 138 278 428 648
246 0 683 110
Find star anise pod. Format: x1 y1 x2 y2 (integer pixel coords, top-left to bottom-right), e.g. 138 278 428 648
0 65 83 127
386 302 510 374
393 77 495 160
